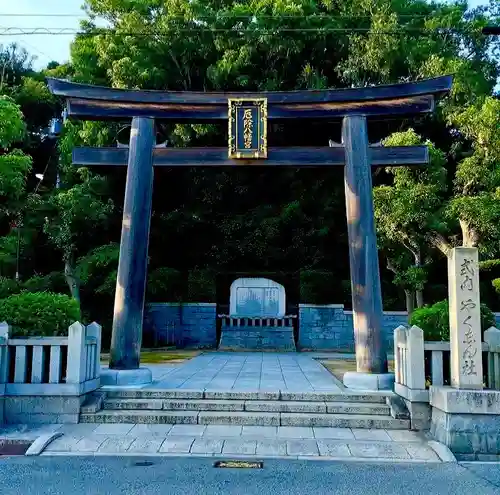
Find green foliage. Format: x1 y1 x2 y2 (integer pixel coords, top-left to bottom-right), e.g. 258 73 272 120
0 150 32 201
147 267 184 302
0 96 25 148
43 178 114 261
187 269 216 303
78 243 119 295
0 272 67 300
22 272 67 294
0 291 81 336
0 276 20 299
493 279 500 295
409 300 496 341
10 77 57 133
393 265 428 292
300 270 337 304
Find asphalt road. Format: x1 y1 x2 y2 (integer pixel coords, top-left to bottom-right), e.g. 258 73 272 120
0 456 499 495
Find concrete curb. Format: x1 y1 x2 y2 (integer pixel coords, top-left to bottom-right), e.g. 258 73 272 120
40 451 442 463
427 440 457 463
25 432 64 456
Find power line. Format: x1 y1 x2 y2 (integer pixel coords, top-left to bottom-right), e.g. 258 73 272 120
0 27 469 36
0 13 439 18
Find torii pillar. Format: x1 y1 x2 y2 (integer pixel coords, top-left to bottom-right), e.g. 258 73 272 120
342 115 391 390
107 116 155 386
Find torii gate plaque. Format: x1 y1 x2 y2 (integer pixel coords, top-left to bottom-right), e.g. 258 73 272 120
47 75 452 389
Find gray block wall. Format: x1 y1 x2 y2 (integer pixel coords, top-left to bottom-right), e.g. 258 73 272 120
144 303 217 349
144 302 410 351
298 304 408 351
144 305 500 352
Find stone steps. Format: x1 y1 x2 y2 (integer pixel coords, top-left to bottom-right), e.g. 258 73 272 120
102 398 391 416
79 409 409 429
80 388 407 429
102 389 389 404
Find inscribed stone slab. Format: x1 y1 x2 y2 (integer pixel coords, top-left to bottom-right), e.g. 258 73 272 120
448 247 483 389
229 278 285 318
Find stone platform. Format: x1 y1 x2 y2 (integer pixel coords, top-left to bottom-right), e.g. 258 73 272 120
218 327 296 351
143 353 333 391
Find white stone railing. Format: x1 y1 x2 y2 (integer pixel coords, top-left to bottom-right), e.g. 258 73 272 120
218 315 297 328
0 321 101 396
394 325 500 402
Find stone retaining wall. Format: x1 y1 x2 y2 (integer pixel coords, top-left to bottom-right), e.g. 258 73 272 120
144 303 217 349
144 304 500 351
297 304 408 351
144 302 409 351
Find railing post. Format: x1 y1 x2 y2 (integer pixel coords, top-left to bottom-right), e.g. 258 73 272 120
406 325 426 390
0 322 10 387
484 326 500 390
86 322 102 380
66 321 86 384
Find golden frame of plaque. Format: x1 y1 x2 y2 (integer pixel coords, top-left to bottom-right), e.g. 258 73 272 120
228 98 268 159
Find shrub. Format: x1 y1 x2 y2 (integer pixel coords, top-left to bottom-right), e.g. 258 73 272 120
0 276 21 299
22 272 67 294
409 299 496 341
0 291 80 336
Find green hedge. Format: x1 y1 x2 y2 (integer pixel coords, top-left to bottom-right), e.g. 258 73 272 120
0 291 80 336
0 272 67 300
409 299 496 341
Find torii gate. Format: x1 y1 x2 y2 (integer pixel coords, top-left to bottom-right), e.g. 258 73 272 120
47 75 452 389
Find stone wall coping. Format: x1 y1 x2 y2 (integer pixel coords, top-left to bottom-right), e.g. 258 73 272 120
3 379 99 397
395 383 429 403
147 302 216 307
430 385 500 414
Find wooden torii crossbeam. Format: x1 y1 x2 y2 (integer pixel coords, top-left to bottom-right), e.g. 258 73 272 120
47 75 452 389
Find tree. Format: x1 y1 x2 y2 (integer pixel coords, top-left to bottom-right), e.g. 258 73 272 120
0 96 32 221
426 97 500 258
373 129 447 313
40 176 114 304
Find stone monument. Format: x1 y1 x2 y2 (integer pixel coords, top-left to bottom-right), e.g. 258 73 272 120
219 278 296 351
430 247 500 459
230 278 286 318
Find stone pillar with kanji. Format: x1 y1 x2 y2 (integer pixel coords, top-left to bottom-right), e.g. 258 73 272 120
448 247 483 389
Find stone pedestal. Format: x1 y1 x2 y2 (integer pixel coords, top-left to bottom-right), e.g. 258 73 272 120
343 372 394 391
218 327 296 351
100 367 152 387
430 386 500 460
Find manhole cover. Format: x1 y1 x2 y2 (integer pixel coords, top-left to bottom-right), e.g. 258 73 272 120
214 460 263 469
0 441 31 456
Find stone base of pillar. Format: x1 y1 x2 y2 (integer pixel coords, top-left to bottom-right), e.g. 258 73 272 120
430 386 500 460
100 367 152 387
343 372 395 391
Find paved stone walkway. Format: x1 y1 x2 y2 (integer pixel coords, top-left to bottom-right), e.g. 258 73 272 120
114 353 343 391
1 424 439 462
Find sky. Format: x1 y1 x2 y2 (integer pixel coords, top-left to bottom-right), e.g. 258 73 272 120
0 0 494 69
